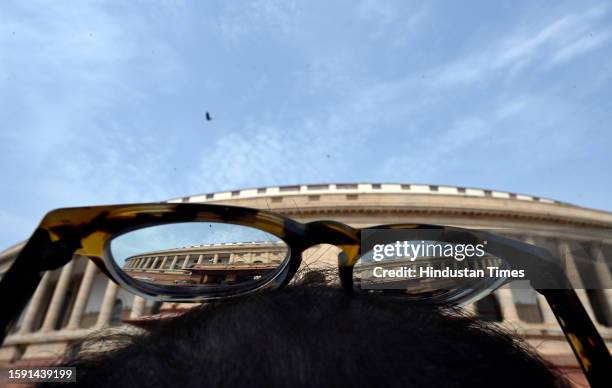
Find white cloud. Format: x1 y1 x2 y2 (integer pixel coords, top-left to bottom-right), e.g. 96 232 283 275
430 4 611 87
190 3 612 191
1 1 611 248
355 0 429 45
188 119 366 191
0 3 182 174
550 29 612 66
215 0 299 42
380 116 490 181
379 88 592 183
0 1 185 246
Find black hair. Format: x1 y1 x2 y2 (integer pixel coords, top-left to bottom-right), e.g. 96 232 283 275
41 286 569 388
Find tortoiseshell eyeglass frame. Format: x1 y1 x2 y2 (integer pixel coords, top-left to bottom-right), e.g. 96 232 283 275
0 202 609 386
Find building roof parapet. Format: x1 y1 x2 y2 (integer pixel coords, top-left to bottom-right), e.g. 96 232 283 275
171 183 562 205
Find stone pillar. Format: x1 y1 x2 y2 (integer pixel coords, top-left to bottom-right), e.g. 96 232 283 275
151 257 159 269
522 236 552 324
95 280 119 328
181 257 188 269
160 256 168 269
197 254 204 265
40 261 74 332
558 241 597 319
170 255 178 269
590 245 612 322
66 260 97 330
213 253 219 264
130 296 147 319
18 271 52 334
496 287 519 322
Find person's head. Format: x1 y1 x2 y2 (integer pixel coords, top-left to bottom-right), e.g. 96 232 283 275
42 286 568 388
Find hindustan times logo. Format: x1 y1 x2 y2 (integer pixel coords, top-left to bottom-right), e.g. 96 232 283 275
372 240 487 262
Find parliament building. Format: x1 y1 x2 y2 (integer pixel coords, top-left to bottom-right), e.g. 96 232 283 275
1 183 611 386
123 242 287 286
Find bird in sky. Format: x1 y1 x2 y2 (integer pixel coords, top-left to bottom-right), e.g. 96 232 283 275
205 112 212 121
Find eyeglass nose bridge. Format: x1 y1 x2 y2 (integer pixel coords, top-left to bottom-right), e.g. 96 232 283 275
300 220 361 265
287 220 360 292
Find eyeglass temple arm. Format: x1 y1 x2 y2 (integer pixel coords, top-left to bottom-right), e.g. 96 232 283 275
539 288 611 387
0 228 77 345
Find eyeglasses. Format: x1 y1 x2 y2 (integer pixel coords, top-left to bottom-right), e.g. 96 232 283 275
0 202 609 386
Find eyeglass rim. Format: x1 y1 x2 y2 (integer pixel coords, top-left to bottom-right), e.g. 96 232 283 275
22 202 566 301
1 202 610 386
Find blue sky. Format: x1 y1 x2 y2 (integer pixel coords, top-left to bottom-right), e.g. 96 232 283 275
1 1 611 249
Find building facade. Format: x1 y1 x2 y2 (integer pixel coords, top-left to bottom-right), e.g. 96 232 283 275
1 183 611 385
123 242 287 286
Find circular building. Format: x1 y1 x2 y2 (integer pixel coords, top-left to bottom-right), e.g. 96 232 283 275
1 183 611 385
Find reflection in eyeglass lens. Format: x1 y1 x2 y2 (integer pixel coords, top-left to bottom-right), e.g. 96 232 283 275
110 222 290 288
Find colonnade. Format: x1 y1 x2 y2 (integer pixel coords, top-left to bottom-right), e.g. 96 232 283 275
1 236 609 363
